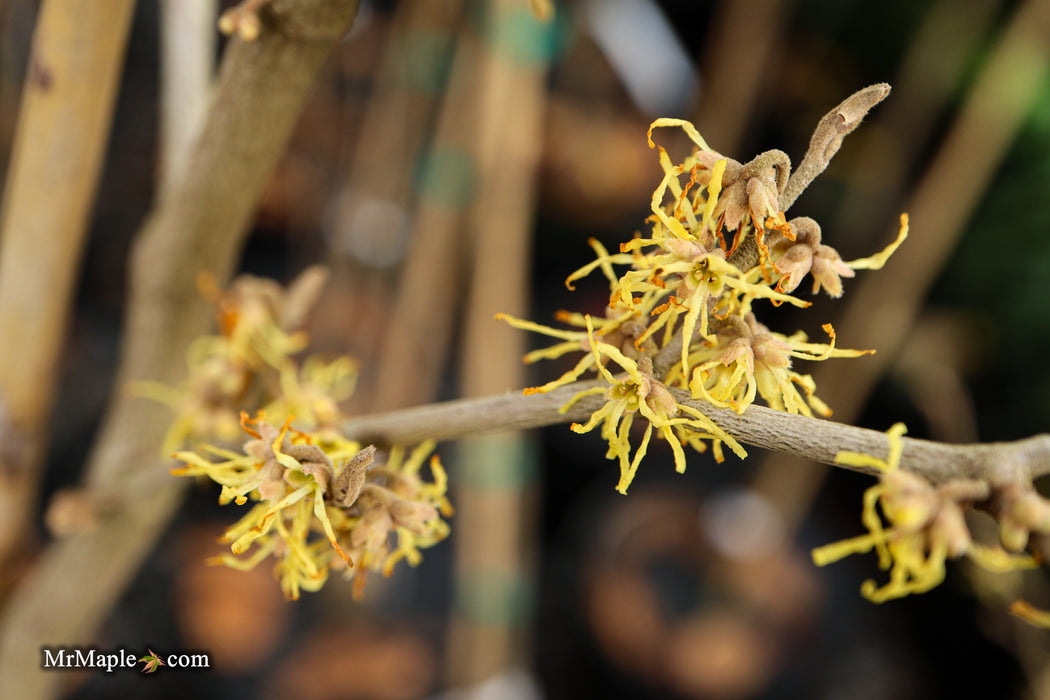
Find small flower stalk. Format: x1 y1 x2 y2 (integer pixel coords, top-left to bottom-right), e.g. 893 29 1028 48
500 88 904 492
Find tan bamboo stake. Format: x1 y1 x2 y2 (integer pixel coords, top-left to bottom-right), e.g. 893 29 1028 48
0 0 137 580
326 0 466 412
447 0 550 684
328 0 465 257
369 4 480 412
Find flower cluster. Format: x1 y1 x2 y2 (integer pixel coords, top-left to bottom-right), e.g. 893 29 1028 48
500 117 906 492
134 268 331 454
174 413 452 600
556 315 741 494
145 268 452 599
811 424 1035 603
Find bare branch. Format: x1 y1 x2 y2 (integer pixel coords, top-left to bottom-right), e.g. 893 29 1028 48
781 83 892 211
342 381 1050 486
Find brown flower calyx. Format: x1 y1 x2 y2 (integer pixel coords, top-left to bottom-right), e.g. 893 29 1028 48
636 356 680 418
562 306 658 360
346 479 440 550
693 149 790 237
713 314 793 373
244 421 289 501
690 149 791 272
285 442 334 492
771 217 854 297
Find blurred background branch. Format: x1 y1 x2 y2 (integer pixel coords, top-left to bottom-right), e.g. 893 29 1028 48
159 0 216 193
0 2 360 697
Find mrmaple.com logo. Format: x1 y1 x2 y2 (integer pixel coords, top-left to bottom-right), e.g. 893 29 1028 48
42 647 210 674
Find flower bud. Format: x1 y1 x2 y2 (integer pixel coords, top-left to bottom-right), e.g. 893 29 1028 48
999 520 1030 553
391 499 439 534
931 502 971 558
880 471 935 531
1011 492 1050 533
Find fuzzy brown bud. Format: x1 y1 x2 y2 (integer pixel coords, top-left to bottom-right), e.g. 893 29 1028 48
332 445 375 507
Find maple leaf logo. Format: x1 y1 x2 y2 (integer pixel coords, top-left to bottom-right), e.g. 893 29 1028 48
138 649 165 674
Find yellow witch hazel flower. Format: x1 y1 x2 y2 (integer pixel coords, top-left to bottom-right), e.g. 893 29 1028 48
200 270 319 372
265 355 359 433
500 116 905 492
135 267 331 454
133 338 248 455
679 314 872 416
812 424 1036 603
151 268 453 600
174 412 452 600
564 316 745 493
327 441 454 599
174 412 357 598
498 310 746 494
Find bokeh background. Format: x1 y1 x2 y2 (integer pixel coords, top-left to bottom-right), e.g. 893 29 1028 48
2 0 1050 697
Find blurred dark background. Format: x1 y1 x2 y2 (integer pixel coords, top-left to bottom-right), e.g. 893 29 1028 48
2 0 1050 697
